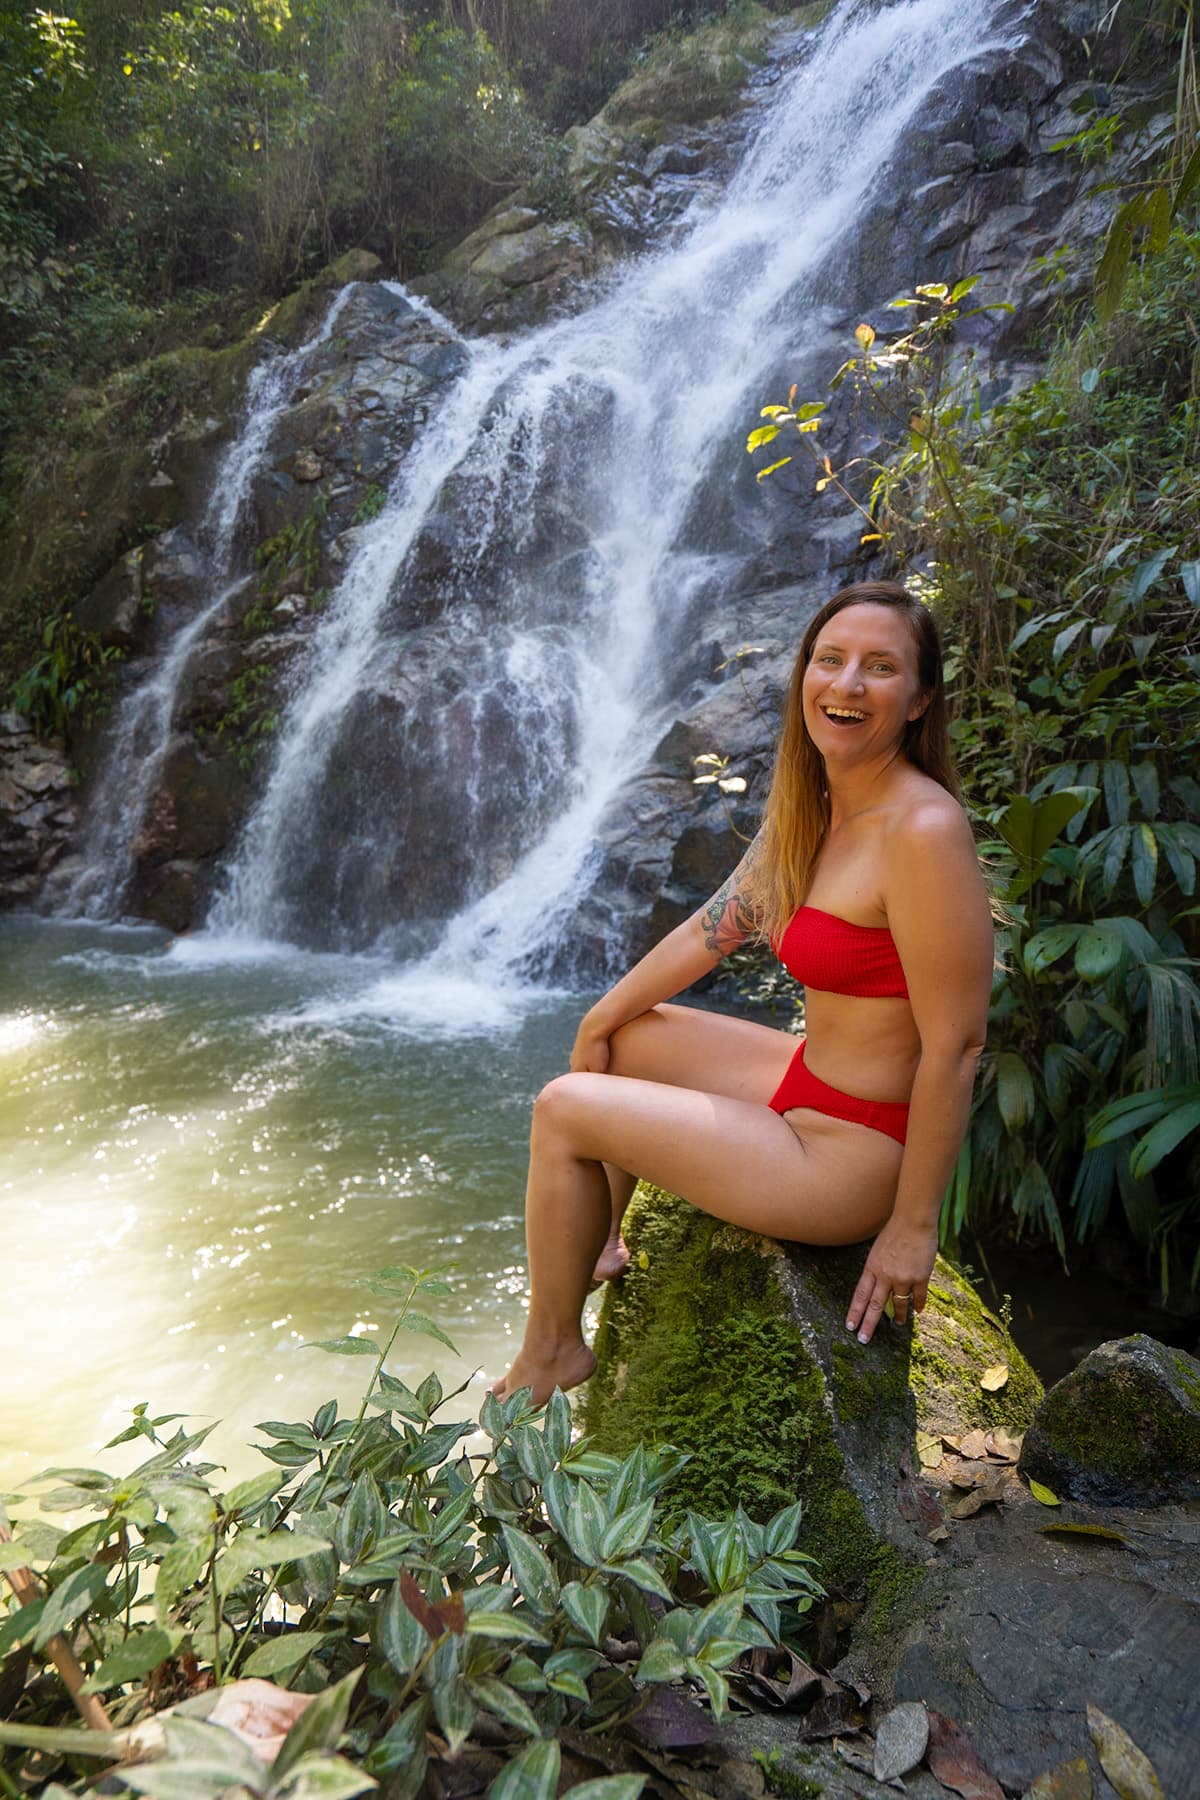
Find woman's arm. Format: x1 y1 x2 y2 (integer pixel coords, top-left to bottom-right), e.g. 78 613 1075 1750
572 834 763 1072
845 803 993 1343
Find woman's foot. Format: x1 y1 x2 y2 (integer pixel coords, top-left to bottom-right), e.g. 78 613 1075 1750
589 1233 630 1289
490 1338 597 1407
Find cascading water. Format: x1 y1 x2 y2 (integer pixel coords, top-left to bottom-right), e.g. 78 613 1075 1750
62 286 357 919
210 0 1019 973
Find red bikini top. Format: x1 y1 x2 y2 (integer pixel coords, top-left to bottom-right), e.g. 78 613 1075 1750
776 905 909 999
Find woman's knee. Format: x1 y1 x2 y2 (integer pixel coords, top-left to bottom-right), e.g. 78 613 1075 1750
532 1071 593 1137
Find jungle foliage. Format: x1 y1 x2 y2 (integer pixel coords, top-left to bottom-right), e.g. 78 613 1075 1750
0 0 756 476
0 1267 820 1800
751 208 1200 1295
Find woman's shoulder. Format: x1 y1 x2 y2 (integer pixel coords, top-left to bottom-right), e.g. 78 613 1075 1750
883 771 978 864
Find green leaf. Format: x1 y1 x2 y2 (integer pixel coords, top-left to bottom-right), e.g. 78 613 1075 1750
1125 546 1175 608
241 1629 328 1678
755 457 792 482
394 1310 460 1353
334 1472 386 1567
635 1637 687 1684
610 1557 673 1601
306 1336 381 1357
1181 559 1200 607
489 1736 561 1800
465 1612 549 1643
1103 759 1131 826
501 1525 559 1614
1102 824 1133 896
274 1751 377 1800
746 424 780 452
1129 762 1160 820
1095 202 1135 324
432 1678 476 1754
156 1535 210 1627
1023 925 1081 973
80 1626 183 1693
692 1588 744 1647
1129 1099 1200 1179
995 1052 1036 1132
762 1498 804 1557
598 1499 655 1563
1131 823 1158 907
400 1419 473 1475
35 1563 109 1648
563 1481 606 1566
378 1578 430 1674
1029 1481 1060 1506
272 1669 362 1781
1010 608 1070 652
1052 618 1087 662
226 1471 285 1515
560 1580 608 1647
1075 924 1125 981
468 1675 540 1737
543 1389 572 1463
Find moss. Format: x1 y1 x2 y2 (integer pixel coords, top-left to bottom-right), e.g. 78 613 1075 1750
586 1187 883 1595
911 1271 1042 1432
755 1750 825 1799
603 3 780 127
1037 1340 1200 1482
1173 1352 1200 1412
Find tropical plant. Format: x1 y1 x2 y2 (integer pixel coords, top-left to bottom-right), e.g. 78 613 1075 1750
9 614 122 736
0 1267 821 1800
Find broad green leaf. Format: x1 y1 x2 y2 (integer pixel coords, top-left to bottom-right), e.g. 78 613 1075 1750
563 1480 606 1566
501 1525 559 1614
1028 1480 1061 1506
1010 608 1070 653
543 1388 572 1463
995 1052 1036 1132
563 1782 646 1800
692 1588 744 1647
489 1735 561 1800
80 1626 183 1693
1125 546 1175 607
334 1472 386 1567
226 1471 285 1515
610 1557 673 1601
432 1677 476 1754
274 1751 377 1800
1024 925 1081 973
241 1629 328 1678
164 1716 271 1781
1103 759 1130 826
1131 824 1158 907
378 1578 430 1673
1181 559 1200 607
746 425 780 452
1129 1099 1200 1179
598 1498 655 1562
468 1675 540 1737
1052 618 1087 662
1102 823 1133 895
1095 202 1135 325
156 1535 210 1626
35 1563 109 1649
636 1637 687 1684
1075 924 1125 980
272 1669 362 1781
401 1419 473 1475
306 1336 381 1357
560 1580 608 1647
763 1498 804 1557
1129 762 1160 819
465 1612 549 1643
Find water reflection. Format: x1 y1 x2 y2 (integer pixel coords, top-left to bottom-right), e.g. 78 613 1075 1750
0 917 585 1487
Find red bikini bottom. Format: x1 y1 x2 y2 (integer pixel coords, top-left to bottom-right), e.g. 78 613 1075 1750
768 1040 909 1146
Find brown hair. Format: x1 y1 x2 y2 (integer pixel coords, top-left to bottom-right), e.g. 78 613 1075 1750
752 580 961 941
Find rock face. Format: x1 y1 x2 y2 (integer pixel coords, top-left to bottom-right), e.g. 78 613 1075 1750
0 713 79 905
1019 1333 1200 1505
585 1185 1041 1591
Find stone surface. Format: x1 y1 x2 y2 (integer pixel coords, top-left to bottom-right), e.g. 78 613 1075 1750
586 1185 1041 1591
0 714 80 907
1019 1333 1200 1505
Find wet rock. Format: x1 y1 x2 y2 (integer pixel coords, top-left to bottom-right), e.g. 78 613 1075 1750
73 548 147 653
1019 1334 1200 1505
0 715 80 907
291 450 323 482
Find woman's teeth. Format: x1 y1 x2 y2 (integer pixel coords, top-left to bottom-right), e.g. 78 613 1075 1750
824 707 866 723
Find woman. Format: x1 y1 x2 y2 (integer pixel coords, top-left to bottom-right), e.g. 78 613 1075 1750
493 580 993 1405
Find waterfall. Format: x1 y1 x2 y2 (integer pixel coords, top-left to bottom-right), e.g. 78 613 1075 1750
215 0 1019 970
62 286 357 919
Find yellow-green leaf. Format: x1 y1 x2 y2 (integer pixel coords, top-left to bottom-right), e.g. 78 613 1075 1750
1086 1703 1165 1800
755 457 792 482
1028 1480 1061 1506
746 425 779 452
1039 1523 1129 1546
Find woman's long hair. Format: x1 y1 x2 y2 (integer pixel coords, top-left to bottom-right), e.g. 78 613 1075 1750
752 581 961 942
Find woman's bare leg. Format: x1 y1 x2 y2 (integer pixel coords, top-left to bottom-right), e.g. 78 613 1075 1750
493 1069 901 1404
587 1004 799 1284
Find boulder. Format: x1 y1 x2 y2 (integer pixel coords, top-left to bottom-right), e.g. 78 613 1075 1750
586 1185 1042 1596
0 714 80 907
1019 1333 1200 1505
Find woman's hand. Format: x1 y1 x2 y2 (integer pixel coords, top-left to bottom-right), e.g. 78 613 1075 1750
570 1009 614 1074
845 1216 938 1344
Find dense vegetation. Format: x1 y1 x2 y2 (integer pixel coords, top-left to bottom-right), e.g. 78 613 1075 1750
0 1269 819 1798
0 0 762 490
753 183 1200 1296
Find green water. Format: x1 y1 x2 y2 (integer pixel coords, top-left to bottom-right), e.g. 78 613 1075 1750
0 917 591 1490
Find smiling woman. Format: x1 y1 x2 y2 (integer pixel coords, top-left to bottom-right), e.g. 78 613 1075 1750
492 580 995 1405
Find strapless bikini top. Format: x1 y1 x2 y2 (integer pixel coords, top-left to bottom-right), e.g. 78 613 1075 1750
776 905 909 999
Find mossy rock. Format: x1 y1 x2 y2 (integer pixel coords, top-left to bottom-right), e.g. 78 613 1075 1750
585 1185 1041 1600
603 4 781 127
1019 1333 1200 1505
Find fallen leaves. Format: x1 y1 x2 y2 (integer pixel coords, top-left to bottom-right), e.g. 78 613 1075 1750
898 1468 944 1537
1086 1703 1165 1800
1039 1523 1130 1547
1024 1757 1094 1798
979 1364 1010 1392
917 1428 944 1468
926 1709 1005 1799
1029 1480 1062 1506
947 1474 1009 1520
873 1701 929 1782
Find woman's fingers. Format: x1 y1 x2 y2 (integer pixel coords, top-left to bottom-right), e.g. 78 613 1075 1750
845 1267 929 1344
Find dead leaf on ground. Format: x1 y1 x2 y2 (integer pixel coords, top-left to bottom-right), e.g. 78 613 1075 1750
986 1427 1023 1461
927 1523 950 1544
1028 1479 1062 1506
739 1647 822 1711
873 1701 929 1782
1023 1756 1094 1799
948 1474 1008 1519
631 1687 721 1749
916 1429 944 1469
897 1470 943 1534
182 1679 316 1763
1040 1523 1130 1547
795 1684 867 1741
980 1363 1009 1392
959 1429 989 1460
1086 1702 1165 1800
948 1460 993 1490
926 1708 1005 1799
941 1432 963 1453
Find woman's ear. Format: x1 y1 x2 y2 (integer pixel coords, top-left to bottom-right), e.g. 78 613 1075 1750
907 692 932 722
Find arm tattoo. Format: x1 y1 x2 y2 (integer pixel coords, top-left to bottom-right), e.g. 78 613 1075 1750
701 836 763 956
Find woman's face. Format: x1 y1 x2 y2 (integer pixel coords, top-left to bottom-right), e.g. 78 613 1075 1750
801 602 929 764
